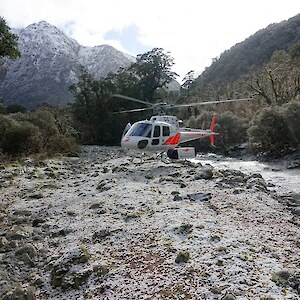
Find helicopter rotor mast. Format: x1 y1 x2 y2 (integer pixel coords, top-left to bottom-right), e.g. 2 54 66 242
112 94 172 115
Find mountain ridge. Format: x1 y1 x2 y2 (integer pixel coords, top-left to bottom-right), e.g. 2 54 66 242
0 21 135 109
195 13 300 86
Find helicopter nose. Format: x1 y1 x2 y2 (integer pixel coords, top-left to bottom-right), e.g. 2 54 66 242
121 136 131 149
121 136 148 150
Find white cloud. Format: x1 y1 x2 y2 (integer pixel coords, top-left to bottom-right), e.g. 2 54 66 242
1 0 300 81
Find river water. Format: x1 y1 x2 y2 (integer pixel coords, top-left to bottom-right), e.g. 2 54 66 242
191 153 300 195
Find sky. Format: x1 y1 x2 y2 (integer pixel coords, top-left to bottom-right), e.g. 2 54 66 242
1 0 300 82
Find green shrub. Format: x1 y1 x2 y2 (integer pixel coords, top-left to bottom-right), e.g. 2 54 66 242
282 100 300 148
0 114 18 147
1 121 42 156
28 109 59 149
0 107 77 159
185 111 212 129
247 106 289 152
214 111 249 149
6 104 27 113
46 133 78 155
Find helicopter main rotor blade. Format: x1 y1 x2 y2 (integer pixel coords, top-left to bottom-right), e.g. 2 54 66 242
112 107 154 114
172 97 253 108
112 94 152 106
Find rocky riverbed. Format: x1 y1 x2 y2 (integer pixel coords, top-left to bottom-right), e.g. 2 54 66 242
0 146 299 300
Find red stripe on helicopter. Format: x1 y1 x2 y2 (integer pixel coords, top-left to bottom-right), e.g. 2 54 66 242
163 133 181 145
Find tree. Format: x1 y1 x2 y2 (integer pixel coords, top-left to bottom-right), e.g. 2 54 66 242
0 16 20 59
130 48 178 101
6 104 27 113
248 49 300 105
70 67 122 144
181 70 195 98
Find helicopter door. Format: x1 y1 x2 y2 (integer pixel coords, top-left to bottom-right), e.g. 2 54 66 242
151 125 161 146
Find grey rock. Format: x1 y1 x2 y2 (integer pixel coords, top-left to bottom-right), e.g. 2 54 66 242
246 177 268 192
221 294 236 300
13 210 32 217
60 268 92 291
173 194 183 201
19 253 35 267
292 207 300 216
51 245 90 288
15 244 37 259
28 193 44 199
89 203 103 209
92 229 111 242
175 250 190 263
288 271 300 291
194 168 213 180
287 160 300 169
6 230 30 241
2 285 36 300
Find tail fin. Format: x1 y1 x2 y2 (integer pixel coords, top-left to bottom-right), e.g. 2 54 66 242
209 114 217 147
209 114 216 132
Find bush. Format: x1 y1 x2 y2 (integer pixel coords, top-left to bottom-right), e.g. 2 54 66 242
0 107 78 159
6 104 27 113
28 109 59 149
28 106 78 154
47 133 78 155
1 121 42 156
214 111 249 149
186 110 213 129
282 100 300 147
247 106 290 152
0 114 18 146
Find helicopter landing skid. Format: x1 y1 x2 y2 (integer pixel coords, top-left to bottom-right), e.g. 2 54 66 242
156 151 170 163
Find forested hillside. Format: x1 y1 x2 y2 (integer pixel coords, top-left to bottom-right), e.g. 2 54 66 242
194 14 300 86
174 13 299 157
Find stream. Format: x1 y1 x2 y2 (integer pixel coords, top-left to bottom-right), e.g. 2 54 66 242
192 153 300 195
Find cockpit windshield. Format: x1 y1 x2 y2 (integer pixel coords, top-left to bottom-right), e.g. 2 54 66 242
128 123 152 137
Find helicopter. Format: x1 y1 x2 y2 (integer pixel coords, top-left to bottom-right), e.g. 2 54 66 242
112 94 253 159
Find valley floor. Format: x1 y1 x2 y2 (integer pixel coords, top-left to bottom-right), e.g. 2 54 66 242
0 146 299 299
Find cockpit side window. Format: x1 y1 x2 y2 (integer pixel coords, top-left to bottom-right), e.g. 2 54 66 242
128 123 152 137
163 126 170 136
153 125 160 137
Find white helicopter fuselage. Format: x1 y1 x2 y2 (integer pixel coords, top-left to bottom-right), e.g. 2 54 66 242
112 93 252 159
121 115 218 156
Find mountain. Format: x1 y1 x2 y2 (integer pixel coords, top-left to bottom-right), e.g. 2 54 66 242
195 13 300 86
0 21 135 109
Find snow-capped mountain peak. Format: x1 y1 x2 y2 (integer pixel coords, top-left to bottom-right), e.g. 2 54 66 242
0 21 134 109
